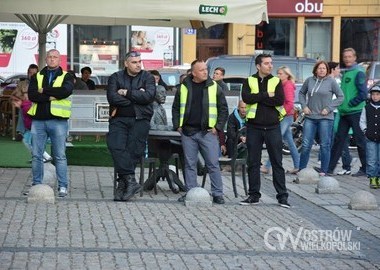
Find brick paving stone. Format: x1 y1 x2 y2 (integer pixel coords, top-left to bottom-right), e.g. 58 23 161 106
0 147 380 269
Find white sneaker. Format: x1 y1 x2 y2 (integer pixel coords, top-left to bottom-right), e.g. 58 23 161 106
337 169 351 175
58 187 68 197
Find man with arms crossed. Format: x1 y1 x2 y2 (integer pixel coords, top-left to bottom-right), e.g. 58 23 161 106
240 54 289 208
106 51 156 201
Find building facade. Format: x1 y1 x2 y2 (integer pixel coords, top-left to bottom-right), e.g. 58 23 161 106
221 0 380 63
32 0 380 81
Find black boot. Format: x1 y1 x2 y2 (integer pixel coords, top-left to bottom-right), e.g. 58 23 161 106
122 175 142 201
114 177 127 201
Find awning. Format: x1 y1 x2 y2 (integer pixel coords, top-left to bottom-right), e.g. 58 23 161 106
0 0 268 28
0 0 268 67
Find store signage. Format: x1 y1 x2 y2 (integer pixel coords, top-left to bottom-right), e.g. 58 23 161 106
95 103 110 122
198 5 227 16
256 24 264 50
267 0 323 16
184 28 196 35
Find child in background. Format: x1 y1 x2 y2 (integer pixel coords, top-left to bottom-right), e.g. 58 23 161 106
360 84 380 189
11 87 52 163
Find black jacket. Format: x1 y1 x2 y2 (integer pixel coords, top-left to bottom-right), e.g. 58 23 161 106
241 73 284 129
365 103 380 142
226 110 246 144
106 69 156 120
172 76 228 132
28 66 74 120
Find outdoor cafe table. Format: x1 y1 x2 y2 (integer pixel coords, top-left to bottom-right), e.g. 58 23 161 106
144 129 187 194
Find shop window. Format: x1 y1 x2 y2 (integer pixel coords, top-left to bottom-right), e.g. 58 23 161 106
196 24 226 39
196 24 227 60
341 18 380 62
255 19 296 56
304 19 331 60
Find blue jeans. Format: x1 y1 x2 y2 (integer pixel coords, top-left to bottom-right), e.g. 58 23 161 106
16 110 26 134
31 119 68 188
333 136 352 171
299 118 333 173
366 139 380 177
266 115 300 169
322 131 352 170
181 131 223 197
23 130 32 152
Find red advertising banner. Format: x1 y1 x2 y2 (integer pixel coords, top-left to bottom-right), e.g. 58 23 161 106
267 0 323 16
0 23 67 77
131 26 174 69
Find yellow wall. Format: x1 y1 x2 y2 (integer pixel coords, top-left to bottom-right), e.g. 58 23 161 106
182 30 197 64
227 24 255 55
230 1 380 59
296 17 305 58
323 0 380 16
182 1 380 60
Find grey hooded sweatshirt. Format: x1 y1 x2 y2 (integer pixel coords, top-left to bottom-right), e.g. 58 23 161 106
298 76 344 120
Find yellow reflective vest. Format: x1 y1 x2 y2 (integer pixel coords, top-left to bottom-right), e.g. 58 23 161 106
28 71 72 118
179 81 218 127
246 77 286 121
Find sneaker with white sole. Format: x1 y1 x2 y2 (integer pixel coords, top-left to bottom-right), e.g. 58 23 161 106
58 187 68 197
337 169 351 175
239 196 260 205
278 199 290 208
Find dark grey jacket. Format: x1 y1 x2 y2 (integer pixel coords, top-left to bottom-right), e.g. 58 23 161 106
106 69 156 120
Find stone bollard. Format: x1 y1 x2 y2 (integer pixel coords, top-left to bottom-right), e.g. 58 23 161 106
315 176 340 194
348 190 378 210
294 168 319 184
43 162 56 186
27 184 55 204
185 187 212 207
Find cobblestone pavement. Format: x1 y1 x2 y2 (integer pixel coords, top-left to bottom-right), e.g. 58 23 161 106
0 147 380 269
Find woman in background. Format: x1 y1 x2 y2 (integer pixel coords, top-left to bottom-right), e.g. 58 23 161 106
261 66 300 174
298 61 344 176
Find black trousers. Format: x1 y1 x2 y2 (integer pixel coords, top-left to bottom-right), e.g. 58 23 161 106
246 124 288 200
107 117 150 178
328 112 366 173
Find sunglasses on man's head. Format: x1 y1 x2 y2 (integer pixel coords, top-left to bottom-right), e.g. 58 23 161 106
126 51 141 58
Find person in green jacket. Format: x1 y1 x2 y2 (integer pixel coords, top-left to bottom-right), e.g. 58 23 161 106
328 48 367 177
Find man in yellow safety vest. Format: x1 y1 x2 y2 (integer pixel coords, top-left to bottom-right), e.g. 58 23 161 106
240 53 290 208
27 49 74 197
172 60 228 204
